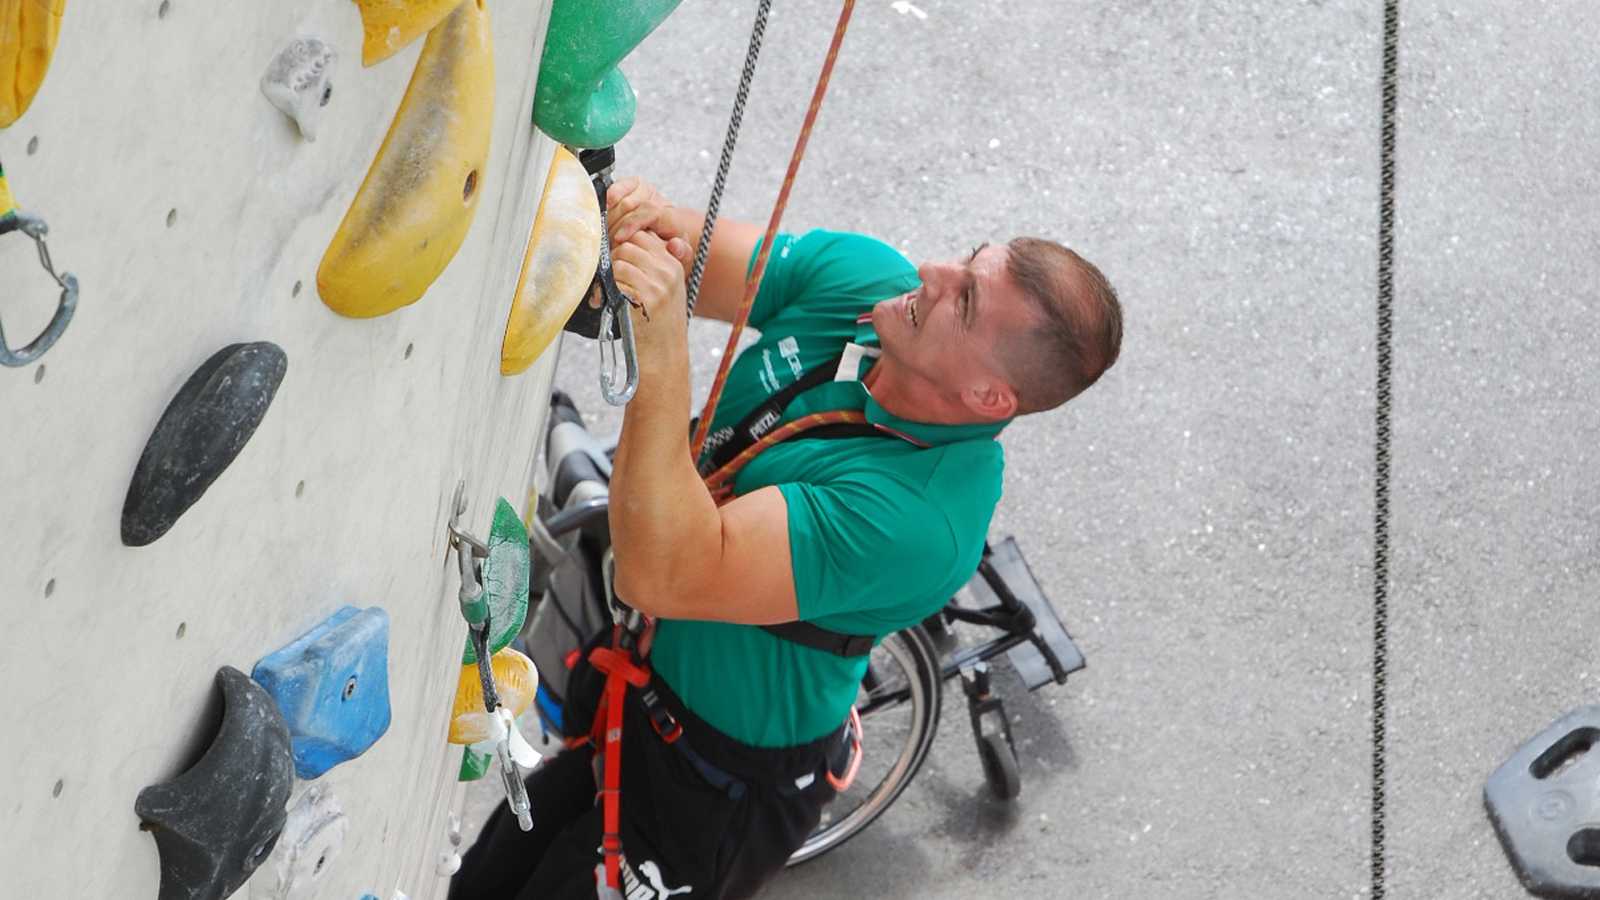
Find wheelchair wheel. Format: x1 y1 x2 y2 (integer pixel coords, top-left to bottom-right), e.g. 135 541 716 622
788 625 943 865
978 732 1021 800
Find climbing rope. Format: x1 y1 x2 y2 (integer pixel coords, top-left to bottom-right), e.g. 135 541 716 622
702 409 869 500
685 0 772 317
689 0 858 460
1372 2 1399 897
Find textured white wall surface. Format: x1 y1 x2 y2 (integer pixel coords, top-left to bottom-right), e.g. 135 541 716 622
0 2 561 897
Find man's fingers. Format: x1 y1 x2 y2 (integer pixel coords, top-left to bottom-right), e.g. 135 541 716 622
611 257 645 300
605 177 639 208
666 236 692 263
610 203 660 244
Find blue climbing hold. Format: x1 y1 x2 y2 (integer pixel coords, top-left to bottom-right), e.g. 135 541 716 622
252 606 392 780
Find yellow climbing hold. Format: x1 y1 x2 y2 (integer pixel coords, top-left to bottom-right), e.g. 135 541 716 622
0 0 67 128
317 0 493 318
500 147 601 375
449 647 539 745
352 0 460 67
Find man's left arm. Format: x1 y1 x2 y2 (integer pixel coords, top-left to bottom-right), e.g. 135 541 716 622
607 230 801 626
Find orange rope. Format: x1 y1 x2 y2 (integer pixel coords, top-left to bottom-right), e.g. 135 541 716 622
703 410 869 503
690 0 858 462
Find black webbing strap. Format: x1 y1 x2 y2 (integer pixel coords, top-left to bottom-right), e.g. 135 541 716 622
698 353 846 475
692 351 886 658
761 620 875 658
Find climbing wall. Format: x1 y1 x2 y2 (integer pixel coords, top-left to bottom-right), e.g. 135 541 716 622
0 1 565 898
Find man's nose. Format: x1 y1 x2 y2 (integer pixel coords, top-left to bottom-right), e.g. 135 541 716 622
916 259 959 295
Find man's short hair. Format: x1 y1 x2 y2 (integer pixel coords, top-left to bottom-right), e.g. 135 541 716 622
1002 237 1123 414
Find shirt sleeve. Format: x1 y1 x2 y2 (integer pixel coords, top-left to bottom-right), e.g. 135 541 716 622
777 474 974 622
746 230 921 331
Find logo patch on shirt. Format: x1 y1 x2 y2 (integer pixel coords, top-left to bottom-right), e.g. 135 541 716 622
777 336 804 379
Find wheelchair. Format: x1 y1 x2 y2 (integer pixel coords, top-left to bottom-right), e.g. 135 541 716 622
521 392 1087 865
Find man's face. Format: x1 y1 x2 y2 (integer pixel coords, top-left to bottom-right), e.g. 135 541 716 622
871 243 1038 415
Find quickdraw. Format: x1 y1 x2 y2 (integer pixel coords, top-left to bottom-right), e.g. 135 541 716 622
447 486 538 831
0 156 78 368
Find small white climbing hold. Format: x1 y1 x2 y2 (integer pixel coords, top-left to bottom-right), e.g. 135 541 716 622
251 782 347 900
261 37 337 141
436 851 462 877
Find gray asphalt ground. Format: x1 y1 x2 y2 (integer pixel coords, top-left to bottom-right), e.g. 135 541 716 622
495 2 1600 898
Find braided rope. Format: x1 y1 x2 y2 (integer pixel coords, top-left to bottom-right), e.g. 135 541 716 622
685 0 772 317
1372 2 1399 897
690 0 858 461
703 410 869 501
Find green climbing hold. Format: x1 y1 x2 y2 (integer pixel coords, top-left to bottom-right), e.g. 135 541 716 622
531 0 684 148
458 745 492 782
461 497 530 665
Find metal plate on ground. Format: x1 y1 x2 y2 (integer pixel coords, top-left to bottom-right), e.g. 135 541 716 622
965 535 1086 691
1485 706 1600 899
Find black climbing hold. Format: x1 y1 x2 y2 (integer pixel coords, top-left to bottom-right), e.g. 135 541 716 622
1485 705 1600 899
122 342 288 546
135 666 295 900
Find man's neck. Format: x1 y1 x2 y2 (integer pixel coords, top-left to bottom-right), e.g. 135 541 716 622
863 357 976 426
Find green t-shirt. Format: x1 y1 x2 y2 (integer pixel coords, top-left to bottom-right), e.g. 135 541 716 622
650 230 1007 747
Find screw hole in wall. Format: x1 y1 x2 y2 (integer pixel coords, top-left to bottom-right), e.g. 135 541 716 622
404 342 414 360
26 136 38 155
295 480 305 498
166 208 177 228
175 622 186 639
34 364 45 384
292 280 302 298
44 578 55 598
52 779 63 798
157 0 170 18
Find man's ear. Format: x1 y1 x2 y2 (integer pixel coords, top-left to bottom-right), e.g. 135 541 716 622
962 379 1018 421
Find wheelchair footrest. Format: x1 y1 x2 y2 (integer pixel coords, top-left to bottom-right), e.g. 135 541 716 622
969 536 1086 691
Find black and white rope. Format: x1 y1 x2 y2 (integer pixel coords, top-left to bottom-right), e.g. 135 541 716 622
1372 2 1398 897
685 0 772 317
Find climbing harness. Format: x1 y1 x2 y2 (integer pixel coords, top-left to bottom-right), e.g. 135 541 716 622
0 156 78 367
448 487 539 831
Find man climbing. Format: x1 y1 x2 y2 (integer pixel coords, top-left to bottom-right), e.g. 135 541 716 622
452 177 1122 900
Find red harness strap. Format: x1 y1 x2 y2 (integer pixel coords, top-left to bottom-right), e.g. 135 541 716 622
587 631 652 890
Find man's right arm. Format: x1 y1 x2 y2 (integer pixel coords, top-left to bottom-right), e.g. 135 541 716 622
605 177 764 324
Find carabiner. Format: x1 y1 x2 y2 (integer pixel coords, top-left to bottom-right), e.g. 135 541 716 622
597 296 639 406
1 212 79 367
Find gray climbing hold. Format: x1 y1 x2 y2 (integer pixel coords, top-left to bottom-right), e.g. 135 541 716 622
122 342 288 547
261 38 336 141
135 667 295 900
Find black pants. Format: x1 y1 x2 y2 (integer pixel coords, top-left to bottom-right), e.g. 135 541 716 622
450 676 844 900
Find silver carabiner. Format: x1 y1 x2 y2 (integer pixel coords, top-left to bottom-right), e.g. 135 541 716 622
597 296 639 406
1 213 78 368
